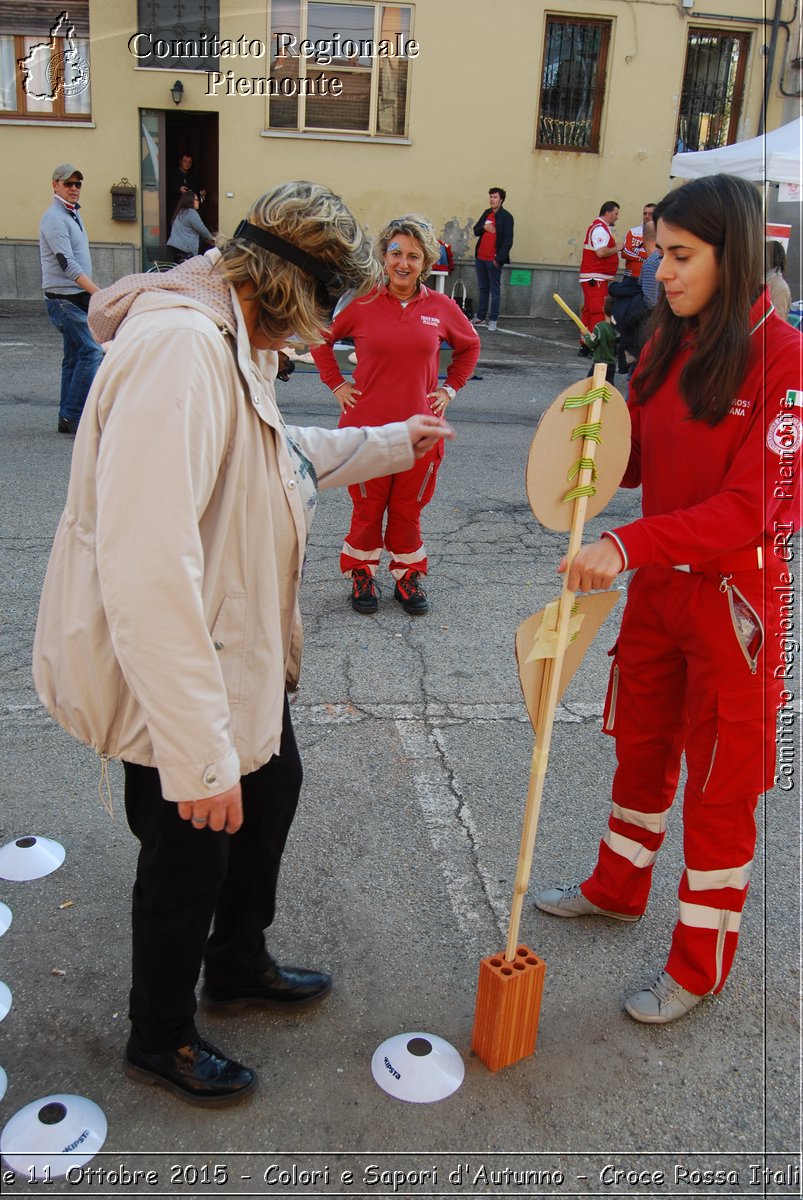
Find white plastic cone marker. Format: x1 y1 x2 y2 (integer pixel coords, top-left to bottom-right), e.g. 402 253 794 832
0 836 65 882
0 902 11 937
0 1065 6 1103
371 1033 465 1103
0 1094 107 1182
0 981 10 1023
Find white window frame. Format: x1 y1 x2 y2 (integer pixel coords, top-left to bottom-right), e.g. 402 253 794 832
265 0 414 140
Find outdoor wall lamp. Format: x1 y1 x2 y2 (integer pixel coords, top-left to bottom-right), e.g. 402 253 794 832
170 80 184 105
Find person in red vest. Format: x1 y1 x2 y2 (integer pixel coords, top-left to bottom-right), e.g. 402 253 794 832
578 201 623 355
622 202 657 279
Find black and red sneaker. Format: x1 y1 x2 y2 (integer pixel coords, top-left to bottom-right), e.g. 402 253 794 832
351 568 380 614
393 570 429 615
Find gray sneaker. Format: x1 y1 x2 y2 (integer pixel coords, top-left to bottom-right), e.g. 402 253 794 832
624 970 705 1024
487 320 498 331
535 883 640 921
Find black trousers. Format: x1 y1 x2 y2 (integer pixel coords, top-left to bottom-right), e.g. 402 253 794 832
586 361 616 384
123 697 302 1050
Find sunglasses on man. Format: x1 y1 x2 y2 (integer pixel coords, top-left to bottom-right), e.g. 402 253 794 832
61 179 83 188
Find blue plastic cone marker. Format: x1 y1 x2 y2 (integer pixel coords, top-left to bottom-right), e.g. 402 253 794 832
0 902 10 937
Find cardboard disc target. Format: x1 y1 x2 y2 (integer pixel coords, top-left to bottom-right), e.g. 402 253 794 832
371 1033 464 1103
0 902 11 937
0 1066 6 1103
526 377 630 530
0 1094 107 1181
0 981 10 1023
0 836 65 881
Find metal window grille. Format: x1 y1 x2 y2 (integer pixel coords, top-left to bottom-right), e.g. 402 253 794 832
136 0 220 71
536 17 610 153
676 29 750 152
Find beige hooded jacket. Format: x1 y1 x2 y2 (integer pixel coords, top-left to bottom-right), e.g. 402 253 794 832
33 253 414 801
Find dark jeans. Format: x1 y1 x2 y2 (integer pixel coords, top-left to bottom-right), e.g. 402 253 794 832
124 697 302 1050
45 296 104 423
474 258 502 321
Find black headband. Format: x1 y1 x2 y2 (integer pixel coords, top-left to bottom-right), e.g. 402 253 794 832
232 220 343 305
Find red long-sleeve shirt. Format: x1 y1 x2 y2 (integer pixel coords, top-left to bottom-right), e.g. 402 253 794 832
311 284 480 428
610 291 802 571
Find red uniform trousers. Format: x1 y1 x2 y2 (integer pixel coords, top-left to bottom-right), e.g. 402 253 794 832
581 564 779 996
580 280 610 342
340 444 442 580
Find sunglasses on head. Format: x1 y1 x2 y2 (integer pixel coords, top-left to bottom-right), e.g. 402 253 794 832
61 179 83 188
233 220 344 311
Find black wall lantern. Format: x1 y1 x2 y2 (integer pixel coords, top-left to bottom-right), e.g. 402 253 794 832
170 80 184 105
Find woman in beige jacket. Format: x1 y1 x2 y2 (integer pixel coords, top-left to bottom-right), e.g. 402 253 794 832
33 181 450 1107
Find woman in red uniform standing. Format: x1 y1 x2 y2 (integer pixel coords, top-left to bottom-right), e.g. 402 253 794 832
536 174 802 1023
312 215 480 615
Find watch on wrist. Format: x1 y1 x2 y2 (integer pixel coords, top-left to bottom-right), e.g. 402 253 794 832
442 385 456 401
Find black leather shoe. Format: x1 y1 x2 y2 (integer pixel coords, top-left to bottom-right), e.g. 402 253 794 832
201 964 333 1014
57 417 79 435
124 1037 257 1106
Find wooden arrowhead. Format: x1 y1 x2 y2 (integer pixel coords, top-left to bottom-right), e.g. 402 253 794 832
515 591 622 732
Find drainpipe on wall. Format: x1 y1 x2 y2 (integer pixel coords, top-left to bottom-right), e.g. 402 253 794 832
760 0 785 133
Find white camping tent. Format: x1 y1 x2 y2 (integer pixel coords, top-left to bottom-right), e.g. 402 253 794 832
670 116 802 185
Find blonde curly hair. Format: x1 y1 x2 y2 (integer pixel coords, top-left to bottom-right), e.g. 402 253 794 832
218 181 382 345
376 214 441 284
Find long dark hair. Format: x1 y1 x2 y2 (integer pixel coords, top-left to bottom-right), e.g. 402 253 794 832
634 174 764 425
766 239 787 274
170 190 197 226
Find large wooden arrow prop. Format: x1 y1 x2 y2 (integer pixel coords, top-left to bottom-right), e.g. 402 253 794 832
472 362 631 1072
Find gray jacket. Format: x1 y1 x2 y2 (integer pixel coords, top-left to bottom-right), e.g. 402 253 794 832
167 208 214 256
39 198 93 293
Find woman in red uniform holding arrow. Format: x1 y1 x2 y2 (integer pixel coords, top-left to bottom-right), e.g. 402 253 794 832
536 174 802 1024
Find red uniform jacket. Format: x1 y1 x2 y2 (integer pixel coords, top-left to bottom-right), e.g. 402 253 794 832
610 291 803 572
311 285 480 428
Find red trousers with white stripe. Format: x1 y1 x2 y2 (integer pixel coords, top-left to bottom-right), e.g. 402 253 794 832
340 444 442 580
581 565 779 996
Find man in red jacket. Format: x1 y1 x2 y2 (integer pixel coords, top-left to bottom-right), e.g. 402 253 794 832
578 201 623 354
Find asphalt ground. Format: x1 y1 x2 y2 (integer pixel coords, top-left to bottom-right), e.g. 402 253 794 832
0 302 800 1199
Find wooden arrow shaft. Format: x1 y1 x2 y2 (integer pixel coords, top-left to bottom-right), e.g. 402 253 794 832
553 292 591 338
505 362 608 960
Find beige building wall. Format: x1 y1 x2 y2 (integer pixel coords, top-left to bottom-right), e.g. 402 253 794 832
2 0 797 289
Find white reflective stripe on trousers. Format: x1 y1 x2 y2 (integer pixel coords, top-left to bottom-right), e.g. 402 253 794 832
603 829 658 869
685 861 753 892
611 803 669 835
